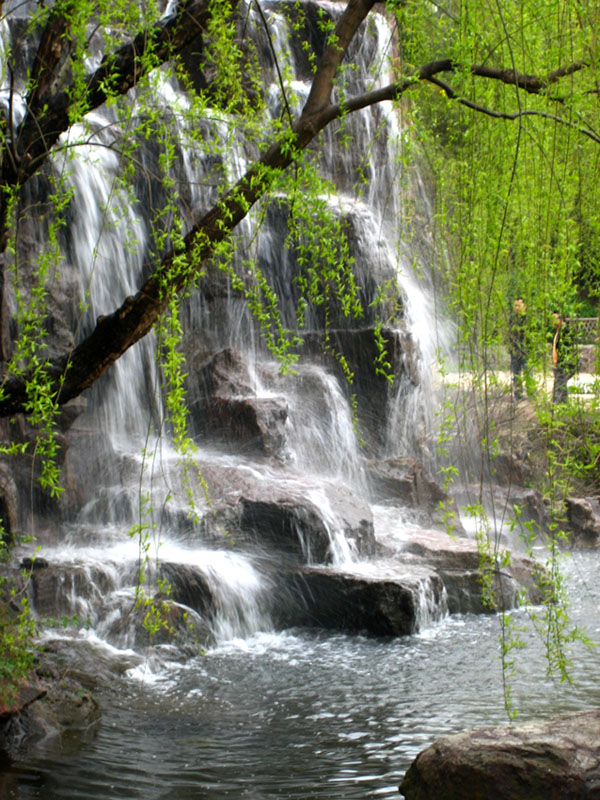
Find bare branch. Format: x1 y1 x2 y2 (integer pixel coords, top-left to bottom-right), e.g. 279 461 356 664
470 59 588 94
320 57 598 143
426 75 600 145
303 0 377 117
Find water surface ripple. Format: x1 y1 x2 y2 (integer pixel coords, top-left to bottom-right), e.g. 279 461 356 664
4 552 600 799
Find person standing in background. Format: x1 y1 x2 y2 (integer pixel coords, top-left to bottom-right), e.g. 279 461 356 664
509 297 528 399
552 311 579 403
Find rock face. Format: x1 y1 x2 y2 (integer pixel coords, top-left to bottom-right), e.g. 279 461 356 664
399 710 600 800
184 349 289 457
239 488 375 563
367 458 466 535
196 461 377 563
0 651 101 755
378 527 543 615
302 328 414 456
454 485 551 540
283 562 446 636
566 496 600 547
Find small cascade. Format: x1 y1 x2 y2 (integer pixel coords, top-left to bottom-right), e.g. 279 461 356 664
414 574 449 630
186 549 273 641
267 362 367 488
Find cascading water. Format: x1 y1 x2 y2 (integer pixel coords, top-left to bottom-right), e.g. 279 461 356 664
12 0 444 651
4 3 592 799
61 116 160 441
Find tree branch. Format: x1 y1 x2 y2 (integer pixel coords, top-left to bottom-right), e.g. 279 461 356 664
470 59 588 94
0 13 595 416
25 1 76 118
302 0 377 117
426 75 600 145
320 57 598 143
5 0 230 189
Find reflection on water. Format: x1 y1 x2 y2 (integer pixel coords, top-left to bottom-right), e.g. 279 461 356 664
3 552 600 799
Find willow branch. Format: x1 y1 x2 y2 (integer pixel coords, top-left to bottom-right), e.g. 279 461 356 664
303 0 377 116
0 40 595 414
6 0 230 188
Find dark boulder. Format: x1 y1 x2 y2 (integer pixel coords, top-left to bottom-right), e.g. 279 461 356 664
454 484 550 539
566 496 600 547
205 395 288 457
104 593 213 652
238 481 375 563
184 349 289 457
241 498 335 563
400 710 600 800
159 562 215 616
196 459 375 563
492 450 532 487
0 649 101 755
0 463 18 545
0 682 46 720
26 561 117 621
283 562 446 636
505 487 551 533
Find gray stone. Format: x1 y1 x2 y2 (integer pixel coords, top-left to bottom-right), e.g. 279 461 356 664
566 496 600 547
400 710 600 800
378 528 543 614
284 562 445 636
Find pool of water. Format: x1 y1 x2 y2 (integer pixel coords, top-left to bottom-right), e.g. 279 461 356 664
2 552 599 799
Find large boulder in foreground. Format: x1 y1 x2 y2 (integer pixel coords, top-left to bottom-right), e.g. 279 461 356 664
399 710 600 800
0 649 101 755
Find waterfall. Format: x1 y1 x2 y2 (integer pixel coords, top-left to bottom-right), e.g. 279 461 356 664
58 115 159 442
5 0 450 657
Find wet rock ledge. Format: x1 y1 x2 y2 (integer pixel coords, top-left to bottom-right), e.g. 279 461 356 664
0 655 100 755
399 710 600 800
